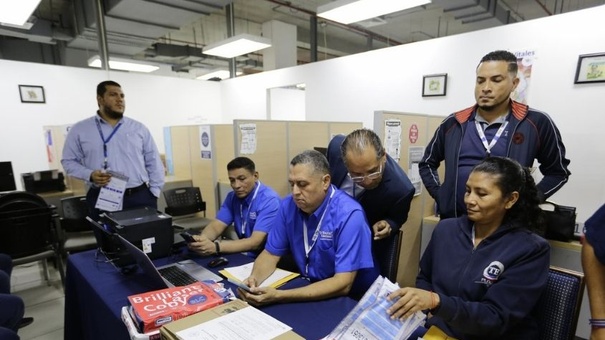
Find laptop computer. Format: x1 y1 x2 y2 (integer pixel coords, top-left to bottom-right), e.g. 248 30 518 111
116 233 223 289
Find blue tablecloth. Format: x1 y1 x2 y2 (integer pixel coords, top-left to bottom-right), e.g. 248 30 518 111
64 249 358 340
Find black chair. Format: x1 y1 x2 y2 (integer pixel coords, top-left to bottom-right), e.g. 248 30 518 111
376 230 403 282
535 266 585 340
58 196 97 257
0 191 65 287
163 187 211 231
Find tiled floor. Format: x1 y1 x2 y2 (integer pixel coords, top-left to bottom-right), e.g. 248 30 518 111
10 261 64 340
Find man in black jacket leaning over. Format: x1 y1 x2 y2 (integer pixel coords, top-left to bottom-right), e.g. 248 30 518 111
327 129 414 280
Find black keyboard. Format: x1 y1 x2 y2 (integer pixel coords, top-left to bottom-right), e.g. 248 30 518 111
158 266 199 286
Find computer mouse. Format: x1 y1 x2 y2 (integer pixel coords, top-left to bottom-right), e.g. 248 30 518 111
208 256 228 268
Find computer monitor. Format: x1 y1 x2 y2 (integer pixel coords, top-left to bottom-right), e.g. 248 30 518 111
0 162 16 192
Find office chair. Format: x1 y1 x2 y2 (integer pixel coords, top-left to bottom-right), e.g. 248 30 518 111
163 187 211 231
0 191 65 287
58 196 97 257
535 266 585 340
377 230 403 282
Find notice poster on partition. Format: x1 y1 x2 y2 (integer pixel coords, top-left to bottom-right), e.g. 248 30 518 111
512 49 535 104
239 123 257 155
384 119 402 162
409 146 424 196
199 125 212 160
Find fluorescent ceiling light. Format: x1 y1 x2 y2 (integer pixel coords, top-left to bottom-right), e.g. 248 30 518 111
0 0 41 26
0 16 36 30
203 33 271 59
196 70 243 81
88 56 159 73
317 0 431 25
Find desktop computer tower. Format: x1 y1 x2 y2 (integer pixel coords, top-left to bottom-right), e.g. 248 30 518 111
101 207 174 260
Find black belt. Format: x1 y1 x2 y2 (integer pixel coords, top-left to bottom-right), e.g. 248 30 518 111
125 183 148 196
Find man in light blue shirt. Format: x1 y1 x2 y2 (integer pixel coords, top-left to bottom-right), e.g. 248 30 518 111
188 157 280 257
238 150 378 305
61 80 165 218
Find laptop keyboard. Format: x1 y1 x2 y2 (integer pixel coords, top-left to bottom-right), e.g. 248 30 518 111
157 266 199 286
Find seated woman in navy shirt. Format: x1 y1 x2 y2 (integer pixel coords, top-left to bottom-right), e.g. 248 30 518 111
387 157 550 340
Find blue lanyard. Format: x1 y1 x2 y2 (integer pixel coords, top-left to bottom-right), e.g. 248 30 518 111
303 186 335 277
239 181 261 235
95 118 122 169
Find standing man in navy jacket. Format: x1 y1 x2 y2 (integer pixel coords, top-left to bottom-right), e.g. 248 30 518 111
419 50 570 219
327 129 414 280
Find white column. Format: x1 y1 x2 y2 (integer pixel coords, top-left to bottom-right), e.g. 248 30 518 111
262 20 297 71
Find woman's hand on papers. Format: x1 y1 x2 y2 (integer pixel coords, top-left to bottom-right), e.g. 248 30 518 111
386 287 439 320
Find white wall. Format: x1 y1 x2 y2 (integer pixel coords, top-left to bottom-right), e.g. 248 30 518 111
0 61 222 190
2 6 604 222
268 87 305 120
220 5 605 222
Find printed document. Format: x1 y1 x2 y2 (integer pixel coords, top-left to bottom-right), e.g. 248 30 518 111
95 171 128 212
219 262 299 288
324 276 426 340
175 306 291 340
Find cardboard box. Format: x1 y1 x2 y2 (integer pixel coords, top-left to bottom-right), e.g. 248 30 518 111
160 300 303 340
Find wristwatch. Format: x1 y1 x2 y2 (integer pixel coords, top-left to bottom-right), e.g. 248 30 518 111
214 240 221 255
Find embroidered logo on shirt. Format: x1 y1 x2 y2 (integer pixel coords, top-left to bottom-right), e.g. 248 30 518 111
512 132 524 144
478 261 505 287
319 230 333 240
249 211 257 220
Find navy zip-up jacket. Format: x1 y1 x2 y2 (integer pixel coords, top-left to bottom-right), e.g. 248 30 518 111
419 100 570 218
417 217 550 340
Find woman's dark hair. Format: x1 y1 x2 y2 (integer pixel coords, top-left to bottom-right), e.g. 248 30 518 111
471 157 544 232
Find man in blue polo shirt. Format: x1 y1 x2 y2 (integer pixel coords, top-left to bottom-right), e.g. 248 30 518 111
237 150 378 305
188 157 280 257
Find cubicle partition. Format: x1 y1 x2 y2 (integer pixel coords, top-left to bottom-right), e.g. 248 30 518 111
42 125 86 195
373 111 446 287
233 120 362 197
164 124 234 219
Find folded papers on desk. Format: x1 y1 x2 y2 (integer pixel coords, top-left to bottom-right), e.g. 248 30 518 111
219 262 299 288
325 276 425 340
160 299 304 340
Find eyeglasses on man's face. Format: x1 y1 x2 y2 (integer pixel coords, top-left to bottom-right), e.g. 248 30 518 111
347 164 383 183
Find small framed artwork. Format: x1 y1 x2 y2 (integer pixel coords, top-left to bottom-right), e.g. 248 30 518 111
574 53 605 84
18 85 46 103
422 73 447 97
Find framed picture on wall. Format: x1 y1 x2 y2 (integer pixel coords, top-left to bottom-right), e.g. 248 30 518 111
19 85 46 103
574 53 605 84
422 73 447 97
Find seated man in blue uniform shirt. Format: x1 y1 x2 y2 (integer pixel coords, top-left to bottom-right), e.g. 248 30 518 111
237 150 378 305
188 157 280 257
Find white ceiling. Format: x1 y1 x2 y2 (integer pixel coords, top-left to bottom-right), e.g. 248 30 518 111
3 0 603 78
